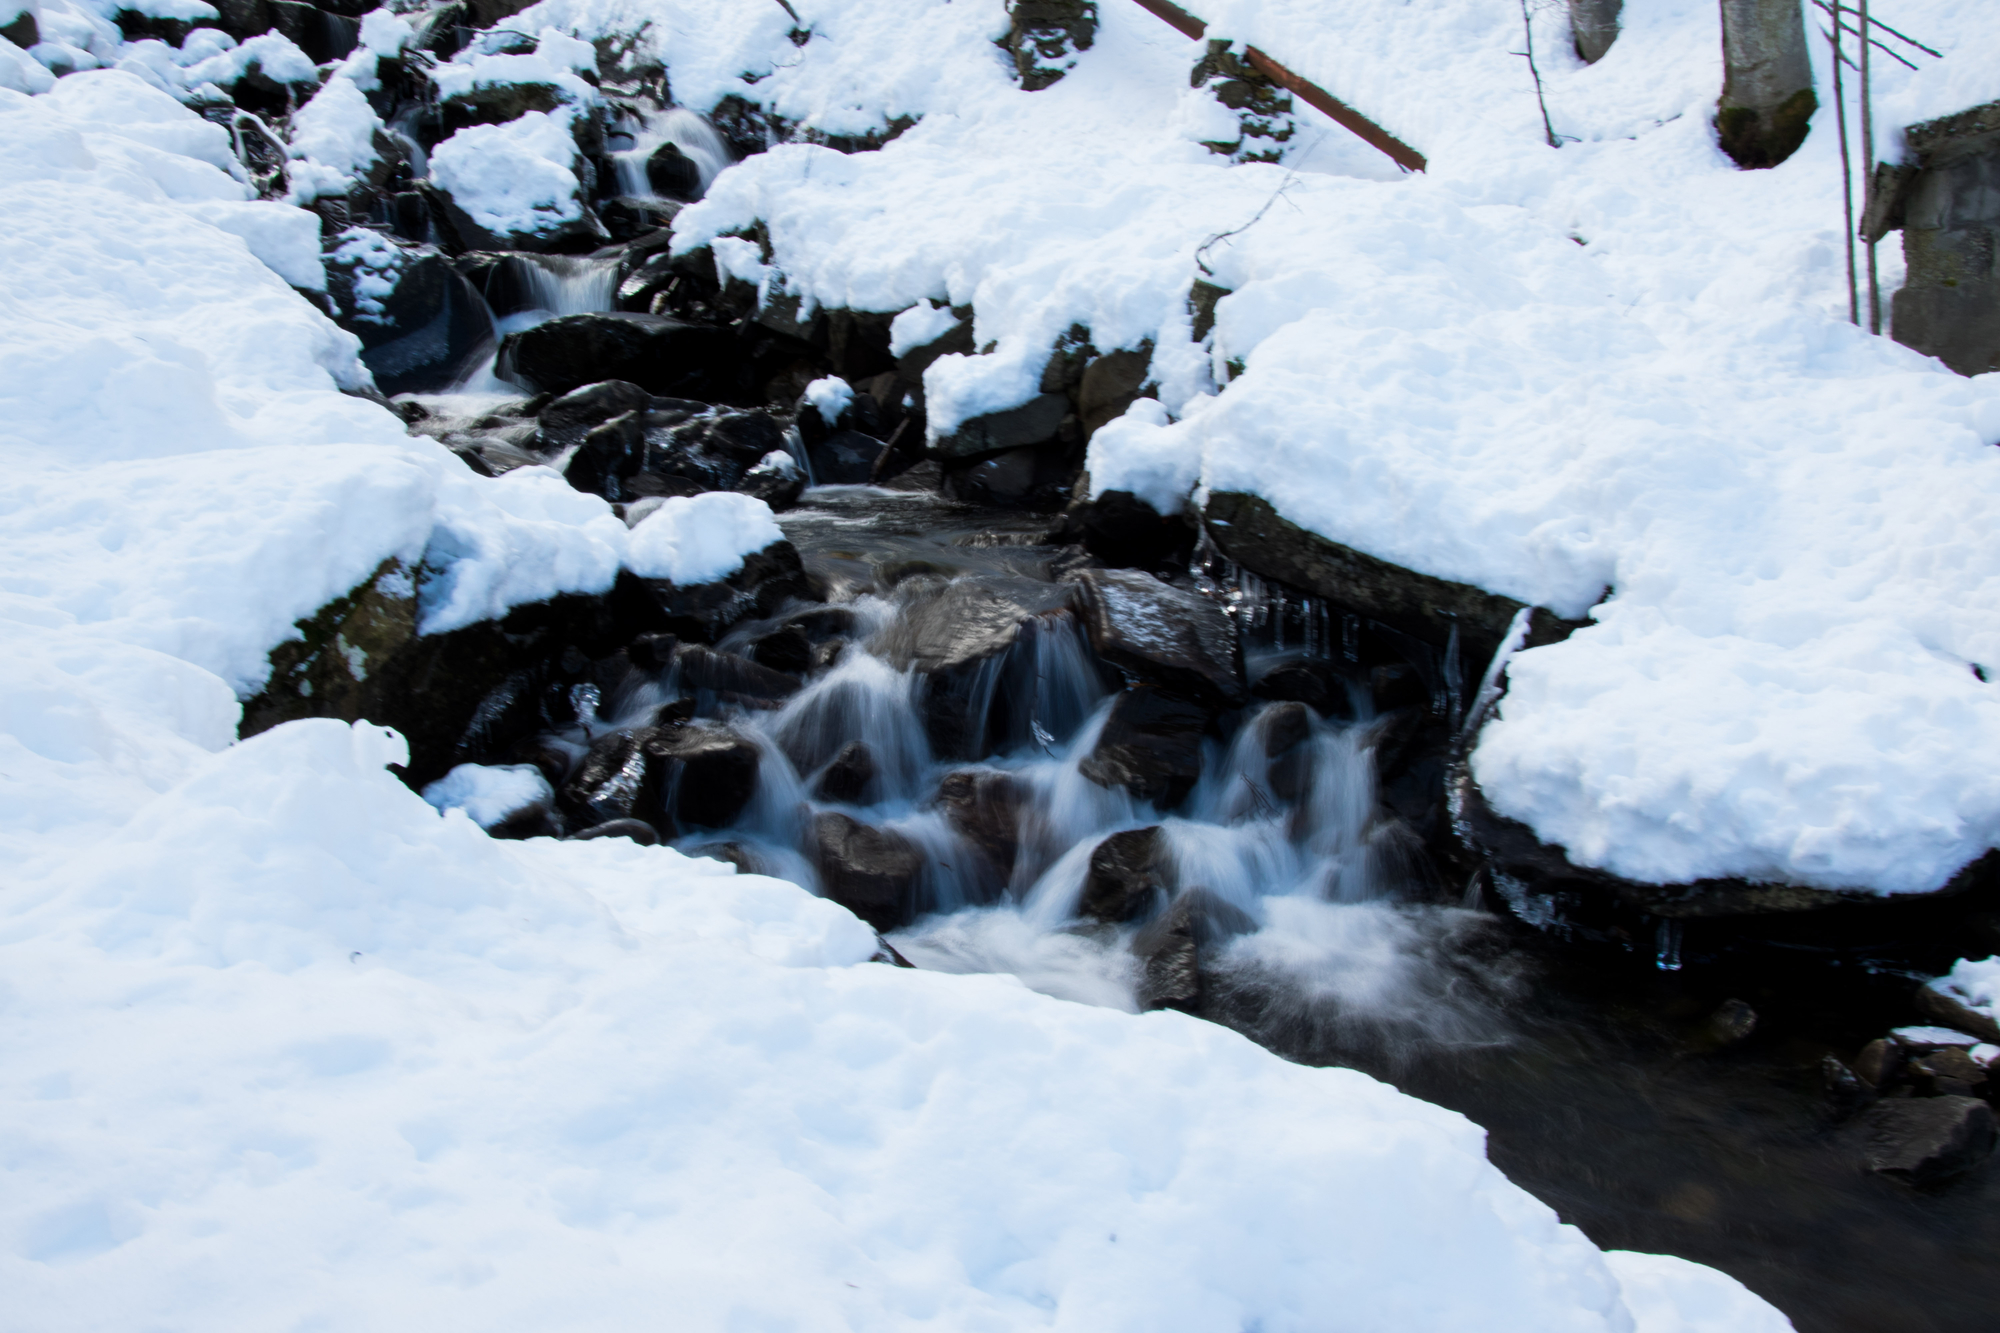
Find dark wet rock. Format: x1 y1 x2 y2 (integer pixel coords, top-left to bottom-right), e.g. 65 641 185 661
502 313 729 397
933 393 1069 460
1854 1038 1904 1090
1856 1096 1997 1185
814 741 877 804
239 562 660 788
749 623 814 675
600 196 683 245
537 379 656 446
560 728 658 828
1077 347 1152 437
1 9 37 45
685 840 763 873
569 817 660 845
1204 490 1590 658
649 409 788 494
564 410 649 499
940 446 1071 510
1916 980 2000 1045
1132 888 1259 1013
1911 1047 1988 1099
643 723 761 828
638 540 813 643
814 812 923 930
735 452 806 510
645 141 704 200
672 642 801 703
1823 1056 1870 1117
871 936 917 967
328 249 492 396
1704 998 1758 1047
626 631 680 670
1080 826 1172 924
1067 567 1245 706
1061 488 1195 572
934 768 1026 886
1080 686 1209 810
877 575 1072 757
441 79 563 133
1253 658 1358 720
811 429 888 484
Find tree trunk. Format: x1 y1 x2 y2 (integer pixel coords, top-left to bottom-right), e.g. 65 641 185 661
1715 0 1816 168
1570 0 1622 64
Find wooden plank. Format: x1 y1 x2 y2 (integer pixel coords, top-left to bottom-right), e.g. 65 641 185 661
1126 0 1426 173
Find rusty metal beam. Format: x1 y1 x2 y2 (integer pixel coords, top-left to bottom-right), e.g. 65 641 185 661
1127 0 1426 173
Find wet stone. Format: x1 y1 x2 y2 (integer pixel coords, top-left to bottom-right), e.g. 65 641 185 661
560 728 657 829
1254 701 1312 759
538 379 656 448
1131 888 1258 1014
640 540 812 643
933 769 1026 888
1080 686 1210 810
1854 1037 1903 1089
1857 1096 1998 1185
810 429 888 485
749 623 814 675
1916 981 2000 1045
685 841 764 874
643 723 761 829
1060 488 1196 573
1079 826 1171 924
1704 998 1758 1047
502 313 729 398
672 642 801 704
569 817 660 845
814 741 878 804
1253 658 1359 720
1066 567 1245 706
814 812 924 930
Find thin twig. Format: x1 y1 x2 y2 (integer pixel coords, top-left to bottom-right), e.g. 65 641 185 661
1817 25 1860 72
1194 173 1299 276
1828 4 1858 324
1816 9 1920 70
1518 0 1559 149
1809 0 1940 57
1862 0 1880 335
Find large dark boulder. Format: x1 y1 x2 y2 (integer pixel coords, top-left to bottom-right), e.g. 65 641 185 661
810 429 888 484
1080 826 1171 923
644 723 761 828
1079 686 1209 809
814 812 924 930
933 393 1069 459
1066 567 1245 706
646 141 704 200
502 312 730 397
331 250 494 396
1061 488 1195 571
814 741 878 804
1252 657 1359 720
1856 1096 1997 1185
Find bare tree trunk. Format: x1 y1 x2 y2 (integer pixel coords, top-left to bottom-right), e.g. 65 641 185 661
1716 0 1816 168
1570 0 1622 64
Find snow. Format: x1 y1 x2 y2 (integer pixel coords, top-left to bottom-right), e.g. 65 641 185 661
181 30 317 90
422 761 554 827
0 4 1828 1328
803 373 854 423
287 75 384 199
624 490 784 585
639 0 2000 897
1891 1025 1980 1047
1932 956 2000 1026
430 108 586 239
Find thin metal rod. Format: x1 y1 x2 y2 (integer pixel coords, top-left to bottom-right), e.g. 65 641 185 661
1829 1 1858 323
1861 0 1880 333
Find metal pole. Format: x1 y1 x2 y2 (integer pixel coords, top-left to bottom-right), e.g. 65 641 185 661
1829 0 1858 324
1860 0 1880 333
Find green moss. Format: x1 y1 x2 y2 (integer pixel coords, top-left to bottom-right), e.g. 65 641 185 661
1715 88 1817 169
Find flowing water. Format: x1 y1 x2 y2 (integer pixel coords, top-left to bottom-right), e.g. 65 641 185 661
609 107 733 199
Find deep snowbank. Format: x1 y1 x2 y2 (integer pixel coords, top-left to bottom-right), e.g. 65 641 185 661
0 11 1789 1329
650 0 2000 895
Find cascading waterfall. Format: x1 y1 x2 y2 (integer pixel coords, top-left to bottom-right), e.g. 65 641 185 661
533 553 1504 1048
610 107 733 199
516 254 622 316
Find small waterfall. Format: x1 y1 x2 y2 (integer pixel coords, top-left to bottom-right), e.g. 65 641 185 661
611 108 733 200
517 255 621 316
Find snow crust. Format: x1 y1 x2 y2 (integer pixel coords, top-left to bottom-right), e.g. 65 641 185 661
624 490 784 585
422 761 554 827
1933 956 2000 1026
633 0 2000 896
430 107 585 238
